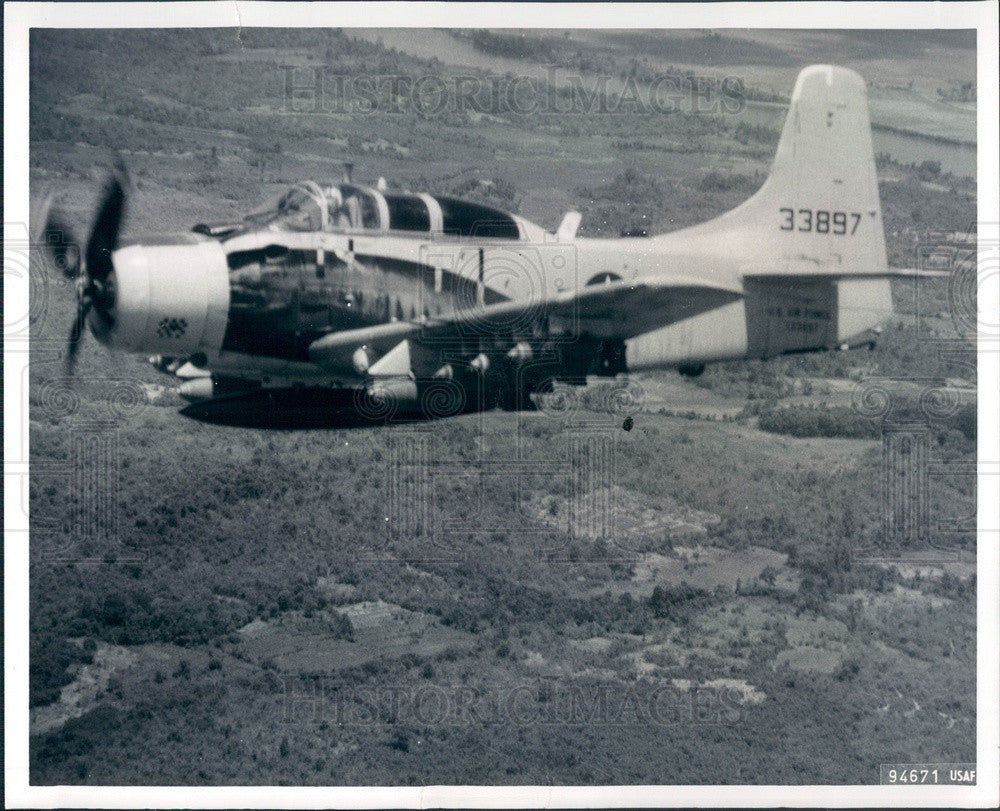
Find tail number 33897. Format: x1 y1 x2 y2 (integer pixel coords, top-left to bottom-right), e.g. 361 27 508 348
779 208 861 235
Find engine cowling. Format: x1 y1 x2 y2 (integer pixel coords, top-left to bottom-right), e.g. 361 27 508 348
94 238 230 356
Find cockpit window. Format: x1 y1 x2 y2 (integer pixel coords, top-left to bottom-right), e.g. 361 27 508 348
245 183 324 231
242 182 521 239
332 185 381 230
384 194 430 232
435 196 520 239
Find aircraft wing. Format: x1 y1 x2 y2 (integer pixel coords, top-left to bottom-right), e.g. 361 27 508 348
565 276 744 337
308 276 743 374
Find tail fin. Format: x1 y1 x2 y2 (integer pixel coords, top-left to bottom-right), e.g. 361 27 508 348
749 64 888 275
753 66 894 349
668 64 888 278
655 65 894 354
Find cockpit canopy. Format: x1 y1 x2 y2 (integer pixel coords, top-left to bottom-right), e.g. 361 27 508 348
241 180 523 240
243 181 328 231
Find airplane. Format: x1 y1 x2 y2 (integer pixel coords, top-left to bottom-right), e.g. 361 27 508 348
39 65 937 427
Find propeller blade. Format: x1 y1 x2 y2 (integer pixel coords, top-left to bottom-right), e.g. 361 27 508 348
57 159 130 376
44 211 82 279
33 192 55 244
85 159 129 283
36 192 82 279
66 298 92 374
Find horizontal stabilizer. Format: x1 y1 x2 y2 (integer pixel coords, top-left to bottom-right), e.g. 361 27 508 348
744 268 951 283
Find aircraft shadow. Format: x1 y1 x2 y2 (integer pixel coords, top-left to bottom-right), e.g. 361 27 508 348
178 387 450 430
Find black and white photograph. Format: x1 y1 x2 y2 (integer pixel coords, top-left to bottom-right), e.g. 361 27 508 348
4 1 998 807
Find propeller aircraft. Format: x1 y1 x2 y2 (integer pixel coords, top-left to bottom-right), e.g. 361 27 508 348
39 65 932 427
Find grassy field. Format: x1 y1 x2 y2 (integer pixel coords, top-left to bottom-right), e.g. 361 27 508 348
27 28 977 785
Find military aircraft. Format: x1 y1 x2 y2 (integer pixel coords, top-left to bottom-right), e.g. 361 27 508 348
40 65 932 426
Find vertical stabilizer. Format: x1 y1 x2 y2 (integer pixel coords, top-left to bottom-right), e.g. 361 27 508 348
637 65 894 365
749 64 888 275
664 65 889 278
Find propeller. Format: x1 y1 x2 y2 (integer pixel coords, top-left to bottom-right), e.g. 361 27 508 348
41 160 129 373
40 199 82 280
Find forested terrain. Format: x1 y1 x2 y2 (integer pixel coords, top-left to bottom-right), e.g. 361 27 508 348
27 28 977 785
